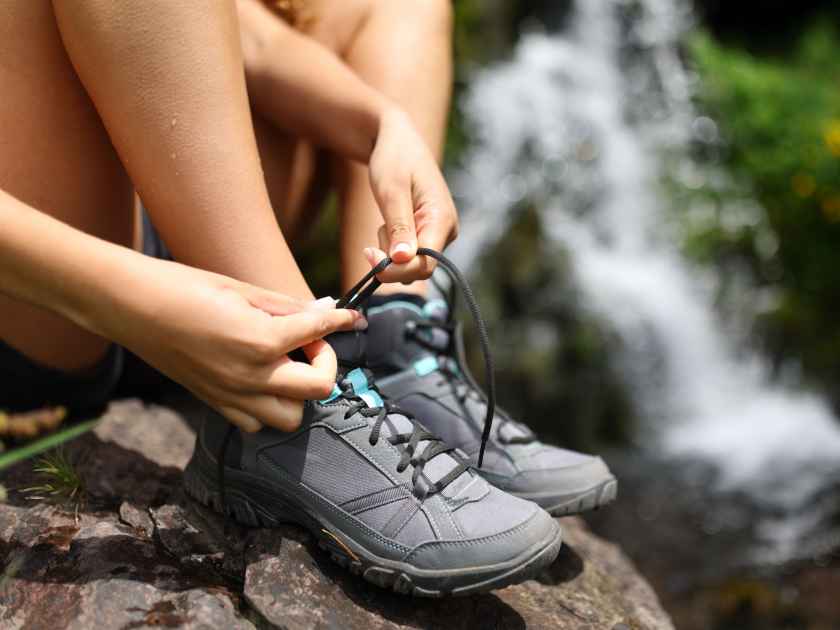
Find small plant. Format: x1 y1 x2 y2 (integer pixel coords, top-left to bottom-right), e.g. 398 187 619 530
22 448 86 520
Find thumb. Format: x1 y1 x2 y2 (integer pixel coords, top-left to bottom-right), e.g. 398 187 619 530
372 182 417 264
270 307 367 354
236 283 307 317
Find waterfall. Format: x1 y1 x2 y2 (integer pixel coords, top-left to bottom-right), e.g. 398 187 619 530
450 0 840 534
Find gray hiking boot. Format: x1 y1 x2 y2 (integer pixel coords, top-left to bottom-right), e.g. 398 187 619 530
350 295 617 516
183 364 562 597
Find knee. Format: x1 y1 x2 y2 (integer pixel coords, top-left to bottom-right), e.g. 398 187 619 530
372 0 453 37
415 0 454 36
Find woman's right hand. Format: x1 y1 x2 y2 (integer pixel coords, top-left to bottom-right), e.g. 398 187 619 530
95 257 365 433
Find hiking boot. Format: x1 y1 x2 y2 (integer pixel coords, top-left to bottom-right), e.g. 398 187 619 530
355 294 618 516
183 363 562 597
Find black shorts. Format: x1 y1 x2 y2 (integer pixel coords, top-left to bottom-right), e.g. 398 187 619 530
0 211 171 417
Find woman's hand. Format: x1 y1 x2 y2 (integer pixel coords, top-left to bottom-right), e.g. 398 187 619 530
234 6 457 282
366 108 459 282
99 257 365 433
0 191 361 434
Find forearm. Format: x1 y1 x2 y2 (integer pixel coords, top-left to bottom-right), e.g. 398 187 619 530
0 190 138 337
238 1 389 163
52 0 311 297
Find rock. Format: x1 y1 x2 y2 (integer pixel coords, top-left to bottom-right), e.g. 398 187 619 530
0 401 252 630
243 518 673 630
0 398 674 629
119 501 154 538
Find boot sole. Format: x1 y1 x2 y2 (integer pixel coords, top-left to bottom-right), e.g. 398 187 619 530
535 477 618 517
183 451 562 597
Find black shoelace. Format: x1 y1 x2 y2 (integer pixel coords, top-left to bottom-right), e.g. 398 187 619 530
337 247 497 466
334 371 466 498
216 248 495 523
408 315 535 446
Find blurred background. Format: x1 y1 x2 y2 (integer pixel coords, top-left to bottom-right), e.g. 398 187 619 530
298 1 840 628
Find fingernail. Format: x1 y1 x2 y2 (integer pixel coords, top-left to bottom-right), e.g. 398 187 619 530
308 296 336 311
393 242 412 256
363 248 375 263
354 317 369 331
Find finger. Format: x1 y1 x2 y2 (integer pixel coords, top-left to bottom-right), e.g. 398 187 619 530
365 246 435 284
415 205 458 253
216 406 263 433
237 283 308 317
270 308 367 355
224 395 305 432
303 339 338 383
306 296 338 311
372 182 417 263
366 245 388 270
376 225 435 280
412 167 459 251
262 354 337 400
377 224 389 253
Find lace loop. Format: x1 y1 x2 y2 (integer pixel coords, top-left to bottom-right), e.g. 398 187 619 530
337 248 497 468
408 321 536 446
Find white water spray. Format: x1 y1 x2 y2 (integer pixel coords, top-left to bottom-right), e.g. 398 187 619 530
451 0 840 518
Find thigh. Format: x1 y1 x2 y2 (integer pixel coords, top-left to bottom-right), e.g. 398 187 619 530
252 0 452 245
248 0 372 241
0 2 134 371
339 0 453 152
252 111 329 242
295 0 374 55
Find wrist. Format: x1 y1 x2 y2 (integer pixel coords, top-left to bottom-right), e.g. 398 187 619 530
369 103 413 158
0 195 136 341
55 242 145 343
362 96 398 160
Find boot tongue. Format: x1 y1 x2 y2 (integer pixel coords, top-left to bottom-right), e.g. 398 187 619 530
326 330 366 371
364 299 452 371
364 300 533 447
415 298 452 352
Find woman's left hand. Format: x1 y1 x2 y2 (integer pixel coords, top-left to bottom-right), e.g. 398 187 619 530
365 107 459 282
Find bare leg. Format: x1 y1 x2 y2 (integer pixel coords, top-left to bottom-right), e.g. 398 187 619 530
324 0 453 295
0 2 133 371
241 0 454 295
236 0 332 245
0 1 319 374
251 112 328 242
52 0 314 301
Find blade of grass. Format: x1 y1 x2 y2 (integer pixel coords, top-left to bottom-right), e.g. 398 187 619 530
0 419 98 472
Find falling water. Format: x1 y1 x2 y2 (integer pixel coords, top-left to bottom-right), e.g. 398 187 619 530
451 0 840 561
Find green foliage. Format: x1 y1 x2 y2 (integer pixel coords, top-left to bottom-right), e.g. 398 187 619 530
23 448 86 516
682 20 840 404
